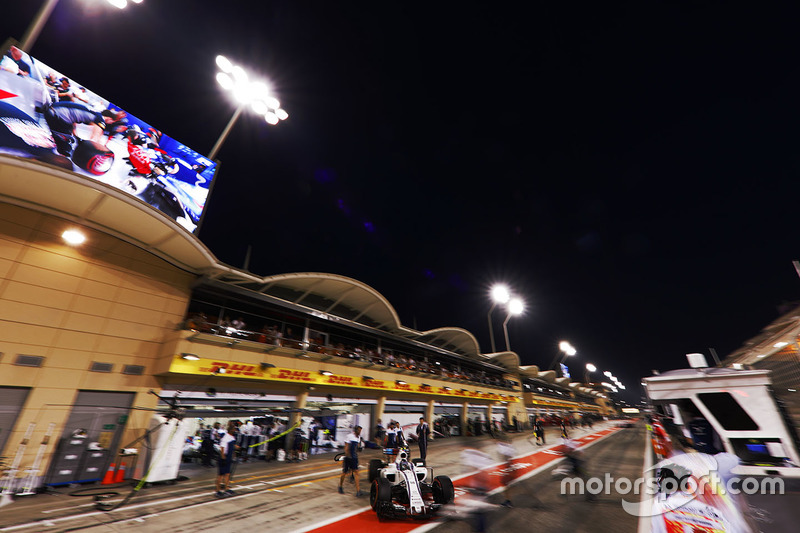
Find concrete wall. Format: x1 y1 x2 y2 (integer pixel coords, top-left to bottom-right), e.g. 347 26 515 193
0 203 194 475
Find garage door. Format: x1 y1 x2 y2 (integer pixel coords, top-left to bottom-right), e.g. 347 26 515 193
0 387 31 457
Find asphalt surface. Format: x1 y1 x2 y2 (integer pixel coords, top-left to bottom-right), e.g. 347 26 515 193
0 423 626 532
7 422 794 533
431 424 645 533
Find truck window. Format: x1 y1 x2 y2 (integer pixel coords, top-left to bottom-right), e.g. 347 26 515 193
696 392 758 431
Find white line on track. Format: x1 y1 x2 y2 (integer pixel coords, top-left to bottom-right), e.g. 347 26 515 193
637 429 653 533
0 467 343 532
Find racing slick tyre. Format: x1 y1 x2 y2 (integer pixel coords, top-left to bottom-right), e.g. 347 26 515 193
368 459 385 483
72 139 114 175
370 477 392 514
432 475 454 504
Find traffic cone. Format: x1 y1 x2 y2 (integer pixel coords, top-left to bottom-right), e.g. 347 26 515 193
113 462 126 483
101 463 116 485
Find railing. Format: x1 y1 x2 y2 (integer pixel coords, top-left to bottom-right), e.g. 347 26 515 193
180 316 519 391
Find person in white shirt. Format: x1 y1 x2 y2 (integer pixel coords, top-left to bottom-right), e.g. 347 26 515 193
337 425 379 497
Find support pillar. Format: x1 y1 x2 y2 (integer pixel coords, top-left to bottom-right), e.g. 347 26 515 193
374 396 386 441
461 401 469 436
291 390 308 427
287 389 308 452
426 400 435 440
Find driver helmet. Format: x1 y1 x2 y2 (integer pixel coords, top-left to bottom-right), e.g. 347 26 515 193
147 128 162 145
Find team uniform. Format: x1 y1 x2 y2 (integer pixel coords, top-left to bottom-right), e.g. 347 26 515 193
217 431 236 475
385 427 398 449
342 431 361 473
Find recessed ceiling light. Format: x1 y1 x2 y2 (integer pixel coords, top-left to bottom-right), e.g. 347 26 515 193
62 229 86 245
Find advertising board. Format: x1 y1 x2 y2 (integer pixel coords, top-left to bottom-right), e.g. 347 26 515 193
0 43 217 233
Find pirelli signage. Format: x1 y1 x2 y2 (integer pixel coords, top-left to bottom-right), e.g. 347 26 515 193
169 356 518 402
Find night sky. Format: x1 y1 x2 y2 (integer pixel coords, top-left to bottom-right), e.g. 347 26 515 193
5 1 800 402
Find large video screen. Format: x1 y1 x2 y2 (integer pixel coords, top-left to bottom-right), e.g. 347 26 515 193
0 44 217 233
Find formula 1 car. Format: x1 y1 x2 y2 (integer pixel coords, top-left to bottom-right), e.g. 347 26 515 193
368 446 454 521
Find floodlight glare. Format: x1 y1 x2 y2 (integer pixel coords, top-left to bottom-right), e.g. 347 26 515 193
586 363 597 372
556 341 577 365
231 65 248 84
508 298 524 316
251 82 270 99
491 284 511 305
211 55 288 159
107 0 127 8
264 96 281 110
252 100 268 115
216 72 234 90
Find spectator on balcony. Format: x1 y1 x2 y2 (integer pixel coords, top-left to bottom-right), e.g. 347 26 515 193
368 349 382 364
284 328 301 349
186 312 207 331
231 317 246 330
311 337 326 353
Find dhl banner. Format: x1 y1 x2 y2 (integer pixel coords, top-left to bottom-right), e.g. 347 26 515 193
168 356 519 402
528 398 600 410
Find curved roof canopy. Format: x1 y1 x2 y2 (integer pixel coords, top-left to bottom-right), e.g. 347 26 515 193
0 156 222 273
236 272 403 332
412 327 481 358
538 370 557 383
485 351 521 370
204 271 486 358
519 366 540 378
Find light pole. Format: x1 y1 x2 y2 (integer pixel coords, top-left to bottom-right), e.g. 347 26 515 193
19 0 143 52
486 284 510 353
209 55 288 161
549 340 576 373
502 298 525 352
584 363 596 384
